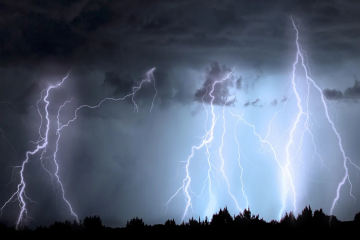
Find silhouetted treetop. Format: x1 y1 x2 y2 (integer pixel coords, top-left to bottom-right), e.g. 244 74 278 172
126 216 145 228
83 215 103 230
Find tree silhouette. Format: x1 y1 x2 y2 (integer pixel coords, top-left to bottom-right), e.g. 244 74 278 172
48 220 72 231
297 205 313 227
354 211 360 223
210 206 233 227
233 207 252 227
83 215 103 230
313 208 328 227
126 216 145 228
164 219 176 227
71 219 84 231
0 223 6 231
203 216 209 226
269 219 279 227
329 215 340 227
188 217 201 228
280 211 296 227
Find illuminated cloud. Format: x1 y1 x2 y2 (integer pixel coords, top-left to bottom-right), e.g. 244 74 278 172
194 62 236 106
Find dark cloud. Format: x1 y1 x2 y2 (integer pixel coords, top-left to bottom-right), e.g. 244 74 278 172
234 70 261 94
103 68 195 109
242 80 249 93
103 71 134 96
323 88 343 101
251 99 260 106
271 99 278 106
71 2 114 31
243 98 262 107
0 11 84 66
281 96 287 102
235 76 242 90
0 0 359 70
323 77 360 101
250 67 263 89
194 62 236 106
344 78 360 99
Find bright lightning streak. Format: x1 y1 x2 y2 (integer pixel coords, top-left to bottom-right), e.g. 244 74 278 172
229 111 289 220
166 68 235 221
200 84 221 217
52 68 156 221
0 71 73 229
53 99 79 222
52 68 156 218
219 96 242 212
282 35 303 215
38 90 56 186
260 95 290 154
298 83 329 171
1 67 157 229
233 114 249 208
290 16 360 216
33 90 46 145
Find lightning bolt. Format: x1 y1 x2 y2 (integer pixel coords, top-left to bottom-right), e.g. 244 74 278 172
196 85 218 216
229 111 289 220
219 96 243 212
0 71 73 229
290 16 360 217
57 68 157 132
233 113 249 208
52 98 79 222
0 67 157 229
281 31 303 215
52 67 156 222
166 67 236 221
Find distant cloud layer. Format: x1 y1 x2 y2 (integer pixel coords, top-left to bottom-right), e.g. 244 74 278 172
323 78 360 102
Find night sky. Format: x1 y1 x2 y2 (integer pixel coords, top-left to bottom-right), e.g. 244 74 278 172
1 0 360 229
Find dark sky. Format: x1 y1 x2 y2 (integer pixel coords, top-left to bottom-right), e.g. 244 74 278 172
1 0 360 228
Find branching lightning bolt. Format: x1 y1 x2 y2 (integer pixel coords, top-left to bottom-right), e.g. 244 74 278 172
58 68 157 132
0 71 73 229
53 67 156 222
233 114 249 208
219 96 243 212
166 67 237 221
0 67 157 229
290 16 360 217
229 111 289 220
53 99 79 222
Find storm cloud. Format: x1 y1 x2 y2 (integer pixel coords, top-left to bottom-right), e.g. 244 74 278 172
323 88 344 101
271 99 278 106
323 78 360 101
194 62 235 106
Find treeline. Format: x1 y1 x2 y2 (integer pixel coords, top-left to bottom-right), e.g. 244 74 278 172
2 206 360 233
